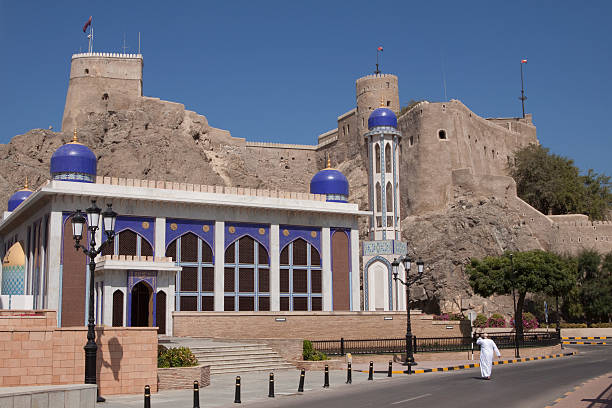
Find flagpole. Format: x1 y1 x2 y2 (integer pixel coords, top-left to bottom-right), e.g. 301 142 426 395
519 61 526 118
375 49 380 75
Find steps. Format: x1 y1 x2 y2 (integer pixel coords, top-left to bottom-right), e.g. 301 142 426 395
159 337 295 375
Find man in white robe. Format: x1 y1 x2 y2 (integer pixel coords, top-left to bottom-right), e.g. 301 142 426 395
476 333 501 379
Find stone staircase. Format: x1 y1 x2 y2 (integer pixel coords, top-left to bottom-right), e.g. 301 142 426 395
159 337 295 375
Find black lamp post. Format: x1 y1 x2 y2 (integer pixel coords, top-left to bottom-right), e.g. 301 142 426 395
509 253 520 358
392 256 424 366
72 200 117 402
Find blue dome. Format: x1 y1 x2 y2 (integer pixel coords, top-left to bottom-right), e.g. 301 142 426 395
8 189 33 211
368 108 397 129
50 141 97 183
310 168 349 203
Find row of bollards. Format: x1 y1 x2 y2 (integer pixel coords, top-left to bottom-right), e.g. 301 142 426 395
142 360 401 406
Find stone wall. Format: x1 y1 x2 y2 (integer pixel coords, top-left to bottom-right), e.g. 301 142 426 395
172 311 469 340
0 312 157 395
157 365 210 391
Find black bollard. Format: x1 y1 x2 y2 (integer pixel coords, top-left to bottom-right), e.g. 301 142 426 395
234 376 241 404
144 385 151 408
346 362 352 384
407 361 412 375
323 364 330 388
298 369 305 393
193 380 200 408
268 372 275 398
388 361 393 377
368 361 374 381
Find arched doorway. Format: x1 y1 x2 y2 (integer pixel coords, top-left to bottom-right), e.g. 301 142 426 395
156 291 166 334
131 282 153 327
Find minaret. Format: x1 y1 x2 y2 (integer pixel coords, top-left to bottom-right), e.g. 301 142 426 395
361 97 407 311
365 97 402 241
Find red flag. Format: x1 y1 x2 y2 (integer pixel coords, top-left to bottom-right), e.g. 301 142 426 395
378 46 383 51
83 16 92 33
521 59 527 63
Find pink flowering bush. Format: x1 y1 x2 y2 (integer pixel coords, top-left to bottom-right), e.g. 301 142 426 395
511 312 540 330
486 313 507 328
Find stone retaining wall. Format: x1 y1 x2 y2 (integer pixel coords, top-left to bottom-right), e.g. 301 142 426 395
157 365 210 391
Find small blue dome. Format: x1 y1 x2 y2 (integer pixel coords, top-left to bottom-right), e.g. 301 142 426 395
368 108 397 129
50 140 97 183
8 189 33 211
310 168 349 203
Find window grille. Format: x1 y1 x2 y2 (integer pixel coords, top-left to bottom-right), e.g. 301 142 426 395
180 296 197 311
181 233 198 262
118 230 137 256
279 238 322 311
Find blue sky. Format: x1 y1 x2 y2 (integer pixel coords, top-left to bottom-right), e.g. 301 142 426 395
1 1 610 176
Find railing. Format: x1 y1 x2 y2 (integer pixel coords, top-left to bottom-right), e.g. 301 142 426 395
311 332 560 356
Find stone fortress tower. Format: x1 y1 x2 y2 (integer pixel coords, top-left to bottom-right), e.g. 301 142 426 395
62 52 143 131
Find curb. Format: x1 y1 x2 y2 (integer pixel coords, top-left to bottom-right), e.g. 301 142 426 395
562 341 608 345
562 336 610 345
562 336 611 340
543 372 610 408
358 352 576 375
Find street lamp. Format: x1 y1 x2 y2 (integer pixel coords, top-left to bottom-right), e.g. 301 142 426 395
392 256 424 366
72 200 117 402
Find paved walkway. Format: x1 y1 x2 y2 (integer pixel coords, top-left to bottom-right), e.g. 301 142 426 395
546 372 612 408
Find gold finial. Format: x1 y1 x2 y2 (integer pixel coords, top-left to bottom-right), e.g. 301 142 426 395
24 176 29 190
72 128 78 143
380 96 385 108
327 156 331 168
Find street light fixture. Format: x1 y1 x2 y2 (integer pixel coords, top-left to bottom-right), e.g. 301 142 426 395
71 200 117 402
392 256 425 367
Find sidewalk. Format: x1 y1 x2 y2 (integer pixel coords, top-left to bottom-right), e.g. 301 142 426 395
352 352 575 374
97 368 394 407
545 372 612 408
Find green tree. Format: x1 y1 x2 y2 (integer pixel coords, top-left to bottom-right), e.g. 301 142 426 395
509 144 611 220
467 250 575 338
578 250 612 324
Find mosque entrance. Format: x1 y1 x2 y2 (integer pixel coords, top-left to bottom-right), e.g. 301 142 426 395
131 281 153 327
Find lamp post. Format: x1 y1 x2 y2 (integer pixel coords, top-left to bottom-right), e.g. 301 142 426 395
392 256 424 366
509 253 520 358
71 200 117 403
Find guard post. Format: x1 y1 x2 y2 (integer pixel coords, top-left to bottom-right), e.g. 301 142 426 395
323 364 330 388
193 380 200 408
298 369 305 393
268 372 274 398
234 376 241 404
144 385 150 408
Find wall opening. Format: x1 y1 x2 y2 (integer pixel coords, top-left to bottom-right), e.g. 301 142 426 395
438 130 447 140
112 290 123 327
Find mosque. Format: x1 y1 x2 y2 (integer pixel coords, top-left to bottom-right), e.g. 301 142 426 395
0 103 408 334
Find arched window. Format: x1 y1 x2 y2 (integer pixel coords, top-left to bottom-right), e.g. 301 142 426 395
376 182 382 212
156 291 166 334
102 229 153 257
385 143 391 173
224 236 269 311
386 182 393 215
279 238 322 311
112 290 123 327
375 143 381 173
166 232 214 311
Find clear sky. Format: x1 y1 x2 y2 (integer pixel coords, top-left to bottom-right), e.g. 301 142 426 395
1 1 610 176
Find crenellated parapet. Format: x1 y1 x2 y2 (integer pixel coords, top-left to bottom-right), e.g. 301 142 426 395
71 52 143 59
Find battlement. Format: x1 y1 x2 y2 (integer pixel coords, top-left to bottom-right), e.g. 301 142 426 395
71 52 143 60
245 141 317 150
356 73 398 83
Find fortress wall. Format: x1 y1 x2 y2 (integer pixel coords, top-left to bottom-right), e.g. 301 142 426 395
62 54 143 131
550 220 612 255
397 100 538 214
356 74 399 138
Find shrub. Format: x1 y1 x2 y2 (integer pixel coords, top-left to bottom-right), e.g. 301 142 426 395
473 313 487 328
157 346 198 368
591 322 612 328
158 344 168 357
303 340 328 361
560 322 587 328
433 313 450 321
511 312 540 330
486 313 507 328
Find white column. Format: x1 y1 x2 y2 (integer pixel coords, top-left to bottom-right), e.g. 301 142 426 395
321 227 332 311
214 221 224 311
350 228 360 311
155 217 166 257
102 280 112 326
167 272 175 336
269 224 280 311
47 211 63 326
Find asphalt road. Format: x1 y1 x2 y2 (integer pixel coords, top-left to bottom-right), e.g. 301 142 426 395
250 346 612 408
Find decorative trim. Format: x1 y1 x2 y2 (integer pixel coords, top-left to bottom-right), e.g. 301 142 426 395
363 256 392 311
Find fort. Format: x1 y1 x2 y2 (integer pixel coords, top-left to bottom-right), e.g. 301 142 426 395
1 51 610 316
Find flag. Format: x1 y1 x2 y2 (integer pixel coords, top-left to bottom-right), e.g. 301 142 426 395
521 59 527 63
83 16 92 33
378 46 383 51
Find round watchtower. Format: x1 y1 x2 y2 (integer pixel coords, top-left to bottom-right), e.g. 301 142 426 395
62 52 144 131
355 74 399 137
